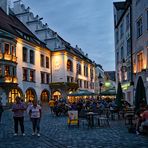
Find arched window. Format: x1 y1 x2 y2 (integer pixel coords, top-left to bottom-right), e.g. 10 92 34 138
41 90 49 103
52 91 61 100
25 88 36 102
9 89 21 103
67 59 73 72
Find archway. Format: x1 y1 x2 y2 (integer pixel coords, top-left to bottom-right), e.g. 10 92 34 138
52 91 61 100
8 88 23 103
40 90 49 103
25 88 37 102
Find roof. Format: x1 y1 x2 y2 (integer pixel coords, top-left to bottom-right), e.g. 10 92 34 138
0 8 46 48
113 2 126 10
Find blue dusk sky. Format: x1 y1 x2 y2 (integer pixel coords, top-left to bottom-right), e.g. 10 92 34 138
12 0 123 71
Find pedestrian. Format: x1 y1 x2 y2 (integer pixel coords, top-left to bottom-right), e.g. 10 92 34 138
12 96 26 136
29 99 41 137
48 99 55 113
0 98 4 124
27 100 33 114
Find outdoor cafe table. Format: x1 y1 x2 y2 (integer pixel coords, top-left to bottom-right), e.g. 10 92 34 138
86 112 98 127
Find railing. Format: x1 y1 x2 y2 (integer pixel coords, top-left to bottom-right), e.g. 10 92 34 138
0 76 18 83
0 53 17 62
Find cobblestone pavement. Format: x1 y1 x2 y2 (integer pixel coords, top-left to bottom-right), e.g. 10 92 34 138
0 105 148 148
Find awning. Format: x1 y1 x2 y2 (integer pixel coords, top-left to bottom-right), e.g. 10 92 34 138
68 90 96 96
100 88 116 96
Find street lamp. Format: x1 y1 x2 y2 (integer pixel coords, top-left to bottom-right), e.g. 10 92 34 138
99 82 103 100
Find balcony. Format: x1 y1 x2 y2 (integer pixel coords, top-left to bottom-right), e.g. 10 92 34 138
0 53 17 63
0 76 18 83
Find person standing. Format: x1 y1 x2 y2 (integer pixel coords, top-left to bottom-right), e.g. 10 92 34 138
12 96 26 136
29 100 41 137
48 99 55 114
0 99 4 124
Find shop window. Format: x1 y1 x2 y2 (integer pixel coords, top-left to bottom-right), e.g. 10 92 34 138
25 89 35 102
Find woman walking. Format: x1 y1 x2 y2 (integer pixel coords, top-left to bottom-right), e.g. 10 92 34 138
29 100 41 137
12 96 26 136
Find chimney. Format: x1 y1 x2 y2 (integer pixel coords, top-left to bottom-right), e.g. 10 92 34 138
0 0 9 15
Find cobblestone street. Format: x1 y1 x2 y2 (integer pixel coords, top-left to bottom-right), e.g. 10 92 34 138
0 106 148 148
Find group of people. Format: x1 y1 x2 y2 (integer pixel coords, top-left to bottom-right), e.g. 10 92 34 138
12 97 41 136
135 104 148 135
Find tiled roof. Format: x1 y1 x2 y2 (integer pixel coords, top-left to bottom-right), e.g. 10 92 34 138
0 8 46 47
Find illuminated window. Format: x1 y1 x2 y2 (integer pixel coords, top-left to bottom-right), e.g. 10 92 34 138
41 90 49 102
30 70 35 82
25 89 35 102
23 68 28 81
4 43 10 54
12 46 16 56
52 91 61 100
46 57 49 68
23 47 28 62
40 54 44 67
30 50 34 64
9 89 21 103
5 66 10 76
67 59 73 72
137 52 143 72
137 17 142 38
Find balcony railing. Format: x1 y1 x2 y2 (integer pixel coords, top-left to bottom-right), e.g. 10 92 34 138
0 76 18 83
0 53 17 63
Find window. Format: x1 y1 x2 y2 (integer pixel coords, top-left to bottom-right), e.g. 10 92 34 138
117 51 119 63
4 43 10 54
23 47 28 62
23 68 28 81
127 38 131 56
30 70 35 82
46 57 49 68
67 59 73 72
126 13 130 30
46 73 50 84
76 63 81 75
12 46 16 56
121 46 124 59
12 67 16 76
84 65 88 77
5 66 10 76
147 10 148 30
78 79 82 88
41 72 45 83
120 23 124 38
137 18 142 38
90 68 94 80
137 52 143 72
116 30 119 43
40 54 44 67
30 50 34 64
0 65 2 76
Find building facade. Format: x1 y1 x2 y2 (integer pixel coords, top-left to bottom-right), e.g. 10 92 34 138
114 0 148 104
0 0 97 104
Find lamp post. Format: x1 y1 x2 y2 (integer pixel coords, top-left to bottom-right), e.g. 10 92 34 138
99 82 103 100
98 74 103 100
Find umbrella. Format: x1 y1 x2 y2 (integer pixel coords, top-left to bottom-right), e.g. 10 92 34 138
101 88 116 96
68 90 96 96
115 82 123 109
135 76 146 111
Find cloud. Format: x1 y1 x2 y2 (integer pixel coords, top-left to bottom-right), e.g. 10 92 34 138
15 0 116 70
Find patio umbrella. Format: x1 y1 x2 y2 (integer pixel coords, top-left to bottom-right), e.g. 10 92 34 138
115 82 123 109
135 76 146 111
